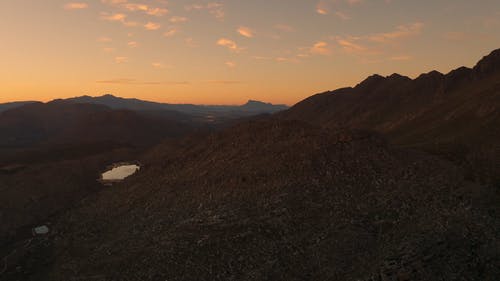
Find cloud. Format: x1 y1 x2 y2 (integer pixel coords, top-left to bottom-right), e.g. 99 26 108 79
163 27 179 37
184 37 198 47
185 2 225 21
369 22 424 43
102 13 127 21
336 37 367 53
152 62 171 69
144 22 161 30
217 38 241 52
103 47 115 53
100 12 138 26
127 41 138 48
146 8 169 16
389 55 413 61
225 61 236 68
207 2 225 20
310 41 332 55
203 80 243 85
96 78 188 85
123 3 148 12
97 36 112 42
237 26 255 38
316 2 329 15
102 0 169 17
63 2 88 10
334 11 351 20
114 56 128 63
274 24 294 32
170 16 189 23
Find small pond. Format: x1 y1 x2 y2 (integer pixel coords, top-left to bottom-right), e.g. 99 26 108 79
101 163 140 182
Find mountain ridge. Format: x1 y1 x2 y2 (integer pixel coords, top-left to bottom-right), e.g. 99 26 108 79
280 48 500 182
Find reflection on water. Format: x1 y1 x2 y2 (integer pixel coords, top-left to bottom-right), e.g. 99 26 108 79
101 164 140 181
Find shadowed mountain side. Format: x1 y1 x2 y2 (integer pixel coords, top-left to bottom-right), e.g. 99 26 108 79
0 101 38 113
280 49 500 183
0 101 195 150
17 120 497 281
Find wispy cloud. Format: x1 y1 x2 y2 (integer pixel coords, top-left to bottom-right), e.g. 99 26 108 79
97 36 112 42
96 78 189 85
127 41 138 48
63 2 88 10
144 22 161 30
114 56 128 64
170 16 189 23
217 38 242 52
100 12 138 26
152 62 171 69
185 2 225 21
203 80 243 85
164 27 179 37
369 22 424 43
237 26 255 38
389 55 413 61
184 37 198 47
310 41 332 55
316 1 329 15
274 24 294 33
225 61 236 68
336 37 368 54
102 0 169 17
334 11 351 20
146 7 169 16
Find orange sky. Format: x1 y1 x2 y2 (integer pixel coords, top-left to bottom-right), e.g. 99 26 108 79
1 0 499 105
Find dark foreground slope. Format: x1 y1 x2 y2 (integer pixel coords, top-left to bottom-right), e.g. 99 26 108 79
11 120 497 281
280 49 500 183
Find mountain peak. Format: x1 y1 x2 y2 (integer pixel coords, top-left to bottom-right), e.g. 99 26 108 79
245 100 268 106
473 48 500 76
356 74 385 89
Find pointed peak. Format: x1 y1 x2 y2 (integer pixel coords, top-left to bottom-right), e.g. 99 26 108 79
416 70 444 80
245 100 267 105
387 73 411 81
100 94 118 99
473 48 500 76
355 74 386 89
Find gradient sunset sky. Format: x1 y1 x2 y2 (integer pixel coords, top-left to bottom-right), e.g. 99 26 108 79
1 0 499 105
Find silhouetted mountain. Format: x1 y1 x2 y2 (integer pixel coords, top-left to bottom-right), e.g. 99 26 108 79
0 101 193 150
64 94 288 115
0 101 37 113
13 120 497 280
280 48 500 183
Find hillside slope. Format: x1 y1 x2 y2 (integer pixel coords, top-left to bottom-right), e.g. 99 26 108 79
11 120 497 281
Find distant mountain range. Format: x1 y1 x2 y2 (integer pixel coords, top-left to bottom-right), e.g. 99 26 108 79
0 95 289 116
0 101 37 113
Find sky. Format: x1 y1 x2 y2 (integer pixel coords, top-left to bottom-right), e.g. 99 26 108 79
0 0 499 105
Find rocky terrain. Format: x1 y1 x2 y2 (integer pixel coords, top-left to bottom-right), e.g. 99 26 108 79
0 120 495 280
1 49 499 281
